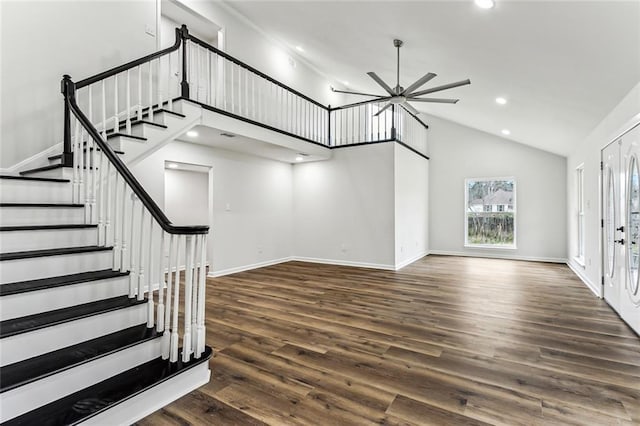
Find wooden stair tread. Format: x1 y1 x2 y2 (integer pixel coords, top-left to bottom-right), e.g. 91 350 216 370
2 347 212 426
0 269 129 297
0 295 145 339
0 245 112 261
0 324 159 393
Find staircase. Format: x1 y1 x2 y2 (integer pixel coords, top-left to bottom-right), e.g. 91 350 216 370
0 138 212 425
0 27 212 424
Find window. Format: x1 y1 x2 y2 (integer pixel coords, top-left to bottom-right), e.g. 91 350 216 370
465 178 516 248
577 165 585 263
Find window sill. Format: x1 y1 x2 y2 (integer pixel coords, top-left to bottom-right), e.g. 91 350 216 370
464 244 517 250
573 257 586 268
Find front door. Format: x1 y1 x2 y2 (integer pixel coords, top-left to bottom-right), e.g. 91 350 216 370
602 140 622 312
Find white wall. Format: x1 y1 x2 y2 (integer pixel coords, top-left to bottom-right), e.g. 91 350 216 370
428 114 567 262
131 141 293 276
394 144 429 268
293 143 396 269
165 168 209 225
0 0 157 168
566 82 640 296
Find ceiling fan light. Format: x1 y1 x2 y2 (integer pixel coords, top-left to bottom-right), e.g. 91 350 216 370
475 0 495 9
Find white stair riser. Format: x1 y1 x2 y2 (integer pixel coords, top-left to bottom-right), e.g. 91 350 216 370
0 207 85 226
0 180 72 203
82 362 210 426
0 275 129 321
0 250 112 283
0 337 161 422
0 302 147 366
0 228 98 252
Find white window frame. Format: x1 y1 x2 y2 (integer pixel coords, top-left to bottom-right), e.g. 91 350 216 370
465 177 517 249
576 164 585 265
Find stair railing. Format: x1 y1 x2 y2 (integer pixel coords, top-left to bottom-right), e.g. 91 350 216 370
61 28 209 364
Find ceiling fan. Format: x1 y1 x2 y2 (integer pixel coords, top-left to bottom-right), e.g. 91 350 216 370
332 39 471 116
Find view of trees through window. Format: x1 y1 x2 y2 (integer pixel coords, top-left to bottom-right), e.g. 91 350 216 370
466 178 515 246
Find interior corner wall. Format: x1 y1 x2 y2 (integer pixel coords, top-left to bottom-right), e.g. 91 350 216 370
292 143 396 269
566 81 640 296
130 141 294 276
0 1 157 168
427 114 567 262
394 144 429 268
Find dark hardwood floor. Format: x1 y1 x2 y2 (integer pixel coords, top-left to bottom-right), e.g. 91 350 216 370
137 255 640 425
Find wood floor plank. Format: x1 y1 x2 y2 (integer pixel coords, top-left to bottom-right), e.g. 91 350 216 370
141 256 640 425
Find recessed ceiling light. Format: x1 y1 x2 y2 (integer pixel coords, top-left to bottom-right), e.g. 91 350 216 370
186 130 198 138
343 81 349 86
475 0 495 9
295 46 304 52
501 129 511 135
295 156 304 162
168 163 179 169
496 97 507 105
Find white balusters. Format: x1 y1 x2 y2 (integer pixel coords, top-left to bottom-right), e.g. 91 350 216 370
120 180 129 271
112 173 121 270
170 235 182 363
97 151 105 245
105 161 113 246
113 74 119 134
128 197 137 297
157 231 166 333
137 65 143 121
161 233 175 360
101 81 107 139
146 215 154 327
148 60 154 122
72 119 81 203
137 207 146 301
126 69 132 134
196 234 207 358
182 235 194 362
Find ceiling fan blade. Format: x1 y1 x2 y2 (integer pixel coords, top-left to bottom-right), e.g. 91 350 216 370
331 87 385 98
400 102 420 116
367 72 396 96
410 97 459 104
374 102 393 117
334 97 392 110
409 79 471 97
402 73 437 96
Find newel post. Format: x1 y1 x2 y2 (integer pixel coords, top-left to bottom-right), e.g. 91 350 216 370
61 74 75 167
327 105 332 147
179 25 190 98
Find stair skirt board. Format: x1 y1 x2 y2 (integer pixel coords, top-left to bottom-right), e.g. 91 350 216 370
83 361 211 426
0 337 162 422
0 275 129 321
0 226 99 252
0 206 85 226
0 248 112 282
0 179 72 203
0 303 147 366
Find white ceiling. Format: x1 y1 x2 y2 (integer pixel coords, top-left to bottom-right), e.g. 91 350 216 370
224 0 640 157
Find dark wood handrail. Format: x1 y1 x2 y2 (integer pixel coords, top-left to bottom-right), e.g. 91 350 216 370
186 35 329 110
75 27 185 89
63 77 208 235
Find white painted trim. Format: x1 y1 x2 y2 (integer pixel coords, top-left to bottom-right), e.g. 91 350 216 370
208 256 294 277
428 250 567 264
567 259 602 298
395 251 429 270
2 142 62 174
291 256 396 271
81 361 210 426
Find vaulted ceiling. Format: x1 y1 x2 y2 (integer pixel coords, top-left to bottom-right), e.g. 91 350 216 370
225 0 640 156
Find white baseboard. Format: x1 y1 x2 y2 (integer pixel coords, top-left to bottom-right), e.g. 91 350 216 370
3 142 62 174
208 256 293 277
428 250 567 264
291 256 396 271
566 260 601 298
395 251 429 270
